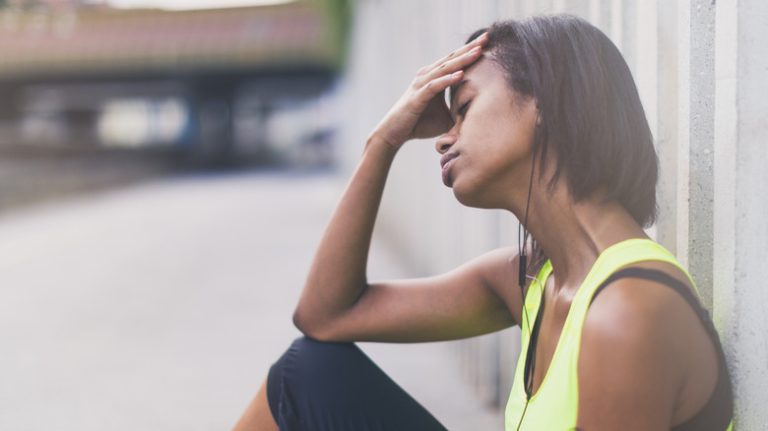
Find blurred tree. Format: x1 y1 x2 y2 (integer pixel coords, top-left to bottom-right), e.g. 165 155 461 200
316 0 352 69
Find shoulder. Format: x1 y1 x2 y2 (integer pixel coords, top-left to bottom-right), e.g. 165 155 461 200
576 272 694 428
458 246 547 327
583 262 702 359
461 246 520 290
582 274 691 361
464 246 528 325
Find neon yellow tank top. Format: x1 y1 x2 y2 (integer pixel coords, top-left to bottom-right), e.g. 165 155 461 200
504 238 734 431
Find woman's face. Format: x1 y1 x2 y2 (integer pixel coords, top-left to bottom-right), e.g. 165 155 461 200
437 52 539 209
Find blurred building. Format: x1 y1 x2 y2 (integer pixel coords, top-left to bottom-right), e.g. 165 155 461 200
0 0 348 165
336 1 767 428
2 0 102 8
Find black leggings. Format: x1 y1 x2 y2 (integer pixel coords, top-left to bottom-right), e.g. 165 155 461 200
266 336 448 431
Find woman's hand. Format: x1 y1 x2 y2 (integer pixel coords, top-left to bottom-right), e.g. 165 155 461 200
369 32 488 150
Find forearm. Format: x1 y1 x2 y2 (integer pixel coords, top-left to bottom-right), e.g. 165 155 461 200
293 134 398 333
290 32 487 338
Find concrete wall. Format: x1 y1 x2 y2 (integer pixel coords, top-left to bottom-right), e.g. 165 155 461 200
712 0 768 428
337 0 768 427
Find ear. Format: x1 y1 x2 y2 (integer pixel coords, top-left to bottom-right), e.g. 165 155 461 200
534 102 542 125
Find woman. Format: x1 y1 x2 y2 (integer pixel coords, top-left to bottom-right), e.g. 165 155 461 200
234 14 734 431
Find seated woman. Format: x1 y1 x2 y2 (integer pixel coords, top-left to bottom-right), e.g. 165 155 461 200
233 14 734 431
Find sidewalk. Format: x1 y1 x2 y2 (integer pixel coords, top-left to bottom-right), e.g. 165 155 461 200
0 170 502 430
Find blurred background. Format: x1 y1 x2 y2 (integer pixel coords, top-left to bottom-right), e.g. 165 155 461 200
0 0 765 430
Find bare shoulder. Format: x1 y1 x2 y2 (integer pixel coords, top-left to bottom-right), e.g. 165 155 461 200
470 246 527 325
582 272 690 363
583 260 706 359
576 262 717 429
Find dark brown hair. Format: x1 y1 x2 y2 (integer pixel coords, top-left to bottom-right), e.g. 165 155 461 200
457 14 658 276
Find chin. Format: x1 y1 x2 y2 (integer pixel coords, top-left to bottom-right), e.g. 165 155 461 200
451 180 496 209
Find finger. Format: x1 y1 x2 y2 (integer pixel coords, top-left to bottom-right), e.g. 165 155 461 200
438 31 488 65
420 45 483 85
425 31 488 72
415 34 487 86
414 70 464 108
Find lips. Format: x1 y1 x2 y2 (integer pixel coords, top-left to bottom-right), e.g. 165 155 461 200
440 152 459 169
440 152 459 186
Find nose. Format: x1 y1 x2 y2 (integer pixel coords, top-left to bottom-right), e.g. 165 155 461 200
435 133 456 155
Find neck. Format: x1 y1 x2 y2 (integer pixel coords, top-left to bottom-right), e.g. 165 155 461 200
515 186 649 295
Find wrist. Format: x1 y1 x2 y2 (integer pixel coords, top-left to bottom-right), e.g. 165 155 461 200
365 132 401 156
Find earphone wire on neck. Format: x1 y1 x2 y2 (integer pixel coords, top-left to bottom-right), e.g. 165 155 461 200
514 146 539 431
514 272 544 431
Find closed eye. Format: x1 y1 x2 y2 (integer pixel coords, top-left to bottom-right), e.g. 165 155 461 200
457 100 471 118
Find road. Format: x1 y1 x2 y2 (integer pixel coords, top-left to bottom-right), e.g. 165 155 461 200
0 170 503 430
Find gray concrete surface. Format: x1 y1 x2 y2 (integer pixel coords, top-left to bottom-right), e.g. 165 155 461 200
0 147 180 211
0 171 503 430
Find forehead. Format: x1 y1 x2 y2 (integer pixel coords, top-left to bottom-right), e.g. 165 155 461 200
446 54 506 105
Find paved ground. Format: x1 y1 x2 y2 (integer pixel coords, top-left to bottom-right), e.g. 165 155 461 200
0 147 179 211
0 170 503 430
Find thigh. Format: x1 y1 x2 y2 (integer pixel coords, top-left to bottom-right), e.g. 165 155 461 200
267 336 448 431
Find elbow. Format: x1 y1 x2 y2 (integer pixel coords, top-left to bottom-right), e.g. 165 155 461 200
292 308 331 341
292 308 310 335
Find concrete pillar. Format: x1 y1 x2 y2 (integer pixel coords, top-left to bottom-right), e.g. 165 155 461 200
636 1 658 148
714 0 768 428
562 0 590 18
655 0 679 255
676 0 716 310
609 0 623 51
589 0 611 33
620 0 637 73
626 2 658 242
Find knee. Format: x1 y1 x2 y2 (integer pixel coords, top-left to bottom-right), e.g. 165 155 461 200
272 335 362 377
270 336 371 388
288 335 358 356
267 336 367 409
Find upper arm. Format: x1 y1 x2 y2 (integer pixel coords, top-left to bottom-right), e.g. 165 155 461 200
577 278 687 430
298 247 524 343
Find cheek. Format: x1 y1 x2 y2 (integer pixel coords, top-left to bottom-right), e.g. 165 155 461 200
456 119 534 193
459 109 511 159
475 117 532 171
451 96 537 194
